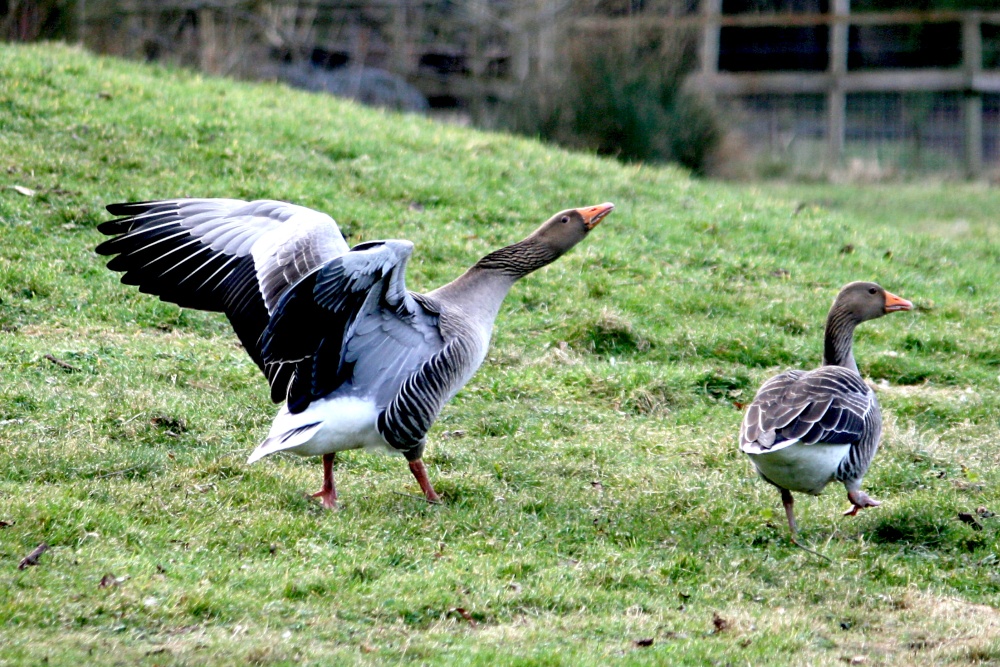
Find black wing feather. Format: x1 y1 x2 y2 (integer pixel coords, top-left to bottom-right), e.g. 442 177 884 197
260 240 427 413
97 198 348 384
97 200 272 369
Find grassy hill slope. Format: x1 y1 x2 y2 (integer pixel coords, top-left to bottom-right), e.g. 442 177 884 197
2 43 1000 665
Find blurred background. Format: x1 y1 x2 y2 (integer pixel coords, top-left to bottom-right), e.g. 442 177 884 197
3 0 999 180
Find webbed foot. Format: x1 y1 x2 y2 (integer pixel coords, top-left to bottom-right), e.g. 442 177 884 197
843 489 880 516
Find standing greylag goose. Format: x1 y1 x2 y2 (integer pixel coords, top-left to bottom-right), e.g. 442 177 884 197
97 199 613 508
739 282 912 542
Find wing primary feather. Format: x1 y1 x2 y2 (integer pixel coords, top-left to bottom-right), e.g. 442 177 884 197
99 199 348 384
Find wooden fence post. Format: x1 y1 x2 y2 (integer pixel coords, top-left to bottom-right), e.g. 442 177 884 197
963 13 983 177
198 7 217 74
700 0 720 83
828 0 849 167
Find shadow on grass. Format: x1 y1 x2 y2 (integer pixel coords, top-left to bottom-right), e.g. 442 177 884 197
868 506 985 552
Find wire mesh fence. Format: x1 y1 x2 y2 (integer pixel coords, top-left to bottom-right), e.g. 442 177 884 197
985 93 1000 164
721 90 996 178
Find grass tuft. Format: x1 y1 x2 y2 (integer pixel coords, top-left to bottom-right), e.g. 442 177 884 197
567 309 651 357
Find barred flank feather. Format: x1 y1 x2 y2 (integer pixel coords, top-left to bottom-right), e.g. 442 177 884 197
377 336 478 458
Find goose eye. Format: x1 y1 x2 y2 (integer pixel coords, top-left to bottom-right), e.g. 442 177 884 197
560 216 570 224
868 287 877 294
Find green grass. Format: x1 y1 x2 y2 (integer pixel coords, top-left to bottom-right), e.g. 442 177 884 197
2 42 1000 665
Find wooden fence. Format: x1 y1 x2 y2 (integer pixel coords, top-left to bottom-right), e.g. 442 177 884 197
576 2 1000 175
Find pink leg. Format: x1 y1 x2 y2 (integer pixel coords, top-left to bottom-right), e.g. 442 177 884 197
781 488 798 535
781 487 832 561
311 453 338 509
843 489 880 517
408 459 441 503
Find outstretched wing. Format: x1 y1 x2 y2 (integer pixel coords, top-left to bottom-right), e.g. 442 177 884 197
260 240 445 413
739 366 873 455
96 198 350 381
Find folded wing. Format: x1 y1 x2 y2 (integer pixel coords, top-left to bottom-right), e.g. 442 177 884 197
740 366 873 455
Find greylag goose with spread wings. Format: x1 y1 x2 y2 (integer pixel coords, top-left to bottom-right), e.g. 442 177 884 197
97 199 613 508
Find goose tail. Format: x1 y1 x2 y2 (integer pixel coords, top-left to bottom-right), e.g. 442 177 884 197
247 422 323 464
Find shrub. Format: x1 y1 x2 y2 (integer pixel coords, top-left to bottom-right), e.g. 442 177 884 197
503 25 721 175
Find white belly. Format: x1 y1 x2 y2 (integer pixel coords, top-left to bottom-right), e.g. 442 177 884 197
246 395 398 463
747 442 850 495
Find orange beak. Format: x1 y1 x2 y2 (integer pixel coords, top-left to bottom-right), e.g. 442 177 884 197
576 202 614 230
884 290 913 313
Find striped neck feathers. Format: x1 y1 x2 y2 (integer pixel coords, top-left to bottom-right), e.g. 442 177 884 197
823 306 860 374
473 236 564 279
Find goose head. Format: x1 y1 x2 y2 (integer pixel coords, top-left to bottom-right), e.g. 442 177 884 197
474 202 614 277
832 281 913 323
527 202 614 258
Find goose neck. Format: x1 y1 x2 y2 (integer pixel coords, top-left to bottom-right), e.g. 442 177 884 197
472 237 561 280
428 266 517 325
428 236 560 325
823 306 860 374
